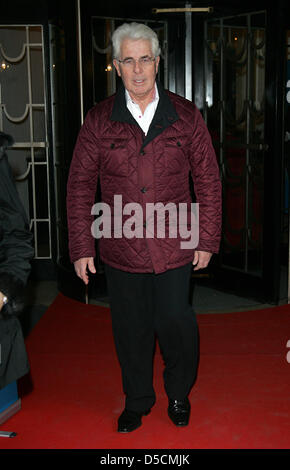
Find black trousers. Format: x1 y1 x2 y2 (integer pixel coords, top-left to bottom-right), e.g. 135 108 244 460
104 262 199 412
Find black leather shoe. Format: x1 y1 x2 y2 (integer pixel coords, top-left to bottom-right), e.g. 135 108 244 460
168 398 190 426
117 408 151 433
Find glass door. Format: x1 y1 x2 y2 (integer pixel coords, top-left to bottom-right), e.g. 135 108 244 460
204 11 266 278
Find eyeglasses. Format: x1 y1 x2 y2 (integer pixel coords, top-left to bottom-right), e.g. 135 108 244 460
117 56 156 68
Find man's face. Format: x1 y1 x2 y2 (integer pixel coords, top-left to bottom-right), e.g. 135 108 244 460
113 38 160 102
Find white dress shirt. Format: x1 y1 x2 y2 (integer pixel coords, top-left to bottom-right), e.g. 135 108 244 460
125 83 159 135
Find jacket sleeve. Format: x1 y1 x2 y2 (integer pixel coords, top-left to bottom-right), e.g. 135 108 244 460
66 107 100 263
0 154 34 314
188 107 222 254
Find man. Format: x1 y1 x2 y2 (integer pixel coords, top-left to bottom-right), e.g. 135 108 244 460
66 22 221 433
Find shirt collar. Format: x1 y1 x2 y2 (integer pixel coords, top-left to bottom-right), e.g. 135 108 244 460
125 82 159 107
110 80 179 132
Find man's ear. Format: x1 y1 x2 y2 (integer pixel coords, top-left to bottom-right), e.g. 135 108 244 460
155 56 160 74
113 59 121 77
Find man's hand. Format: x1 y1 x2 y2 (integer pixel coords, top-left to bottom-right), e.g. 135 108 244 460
0 291 5 311
192 251 212 271
74 257 96 285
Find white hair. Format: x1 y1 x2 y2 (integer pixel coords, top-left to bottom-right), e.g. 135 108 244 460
111 22 161 59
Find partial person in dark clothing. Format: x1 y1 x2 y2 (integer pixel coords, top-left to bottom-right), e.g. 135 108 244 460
67 23 222 433
0 132 34 389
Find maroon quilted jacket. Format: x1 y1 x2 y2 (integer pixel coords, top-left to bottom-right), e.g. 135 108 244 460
66 82 222 274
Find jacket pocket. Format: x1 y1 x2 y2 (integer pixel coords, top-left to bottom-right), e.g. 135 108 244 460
101 139 129 177
164 140 188 176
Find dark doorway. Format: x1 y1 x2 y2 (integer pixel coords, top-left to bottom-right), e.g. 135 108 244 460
199 4 289 304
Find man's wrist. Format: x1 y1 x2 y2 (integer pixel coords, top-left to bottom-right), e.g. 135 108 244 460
0 291 8 306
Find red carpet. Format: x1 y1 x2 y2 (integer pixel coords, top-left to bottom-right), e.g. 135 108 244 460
0 293 290 450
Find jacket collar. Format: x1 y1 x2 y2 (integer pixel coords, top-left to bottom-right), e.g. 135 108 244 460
110 80 179 148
